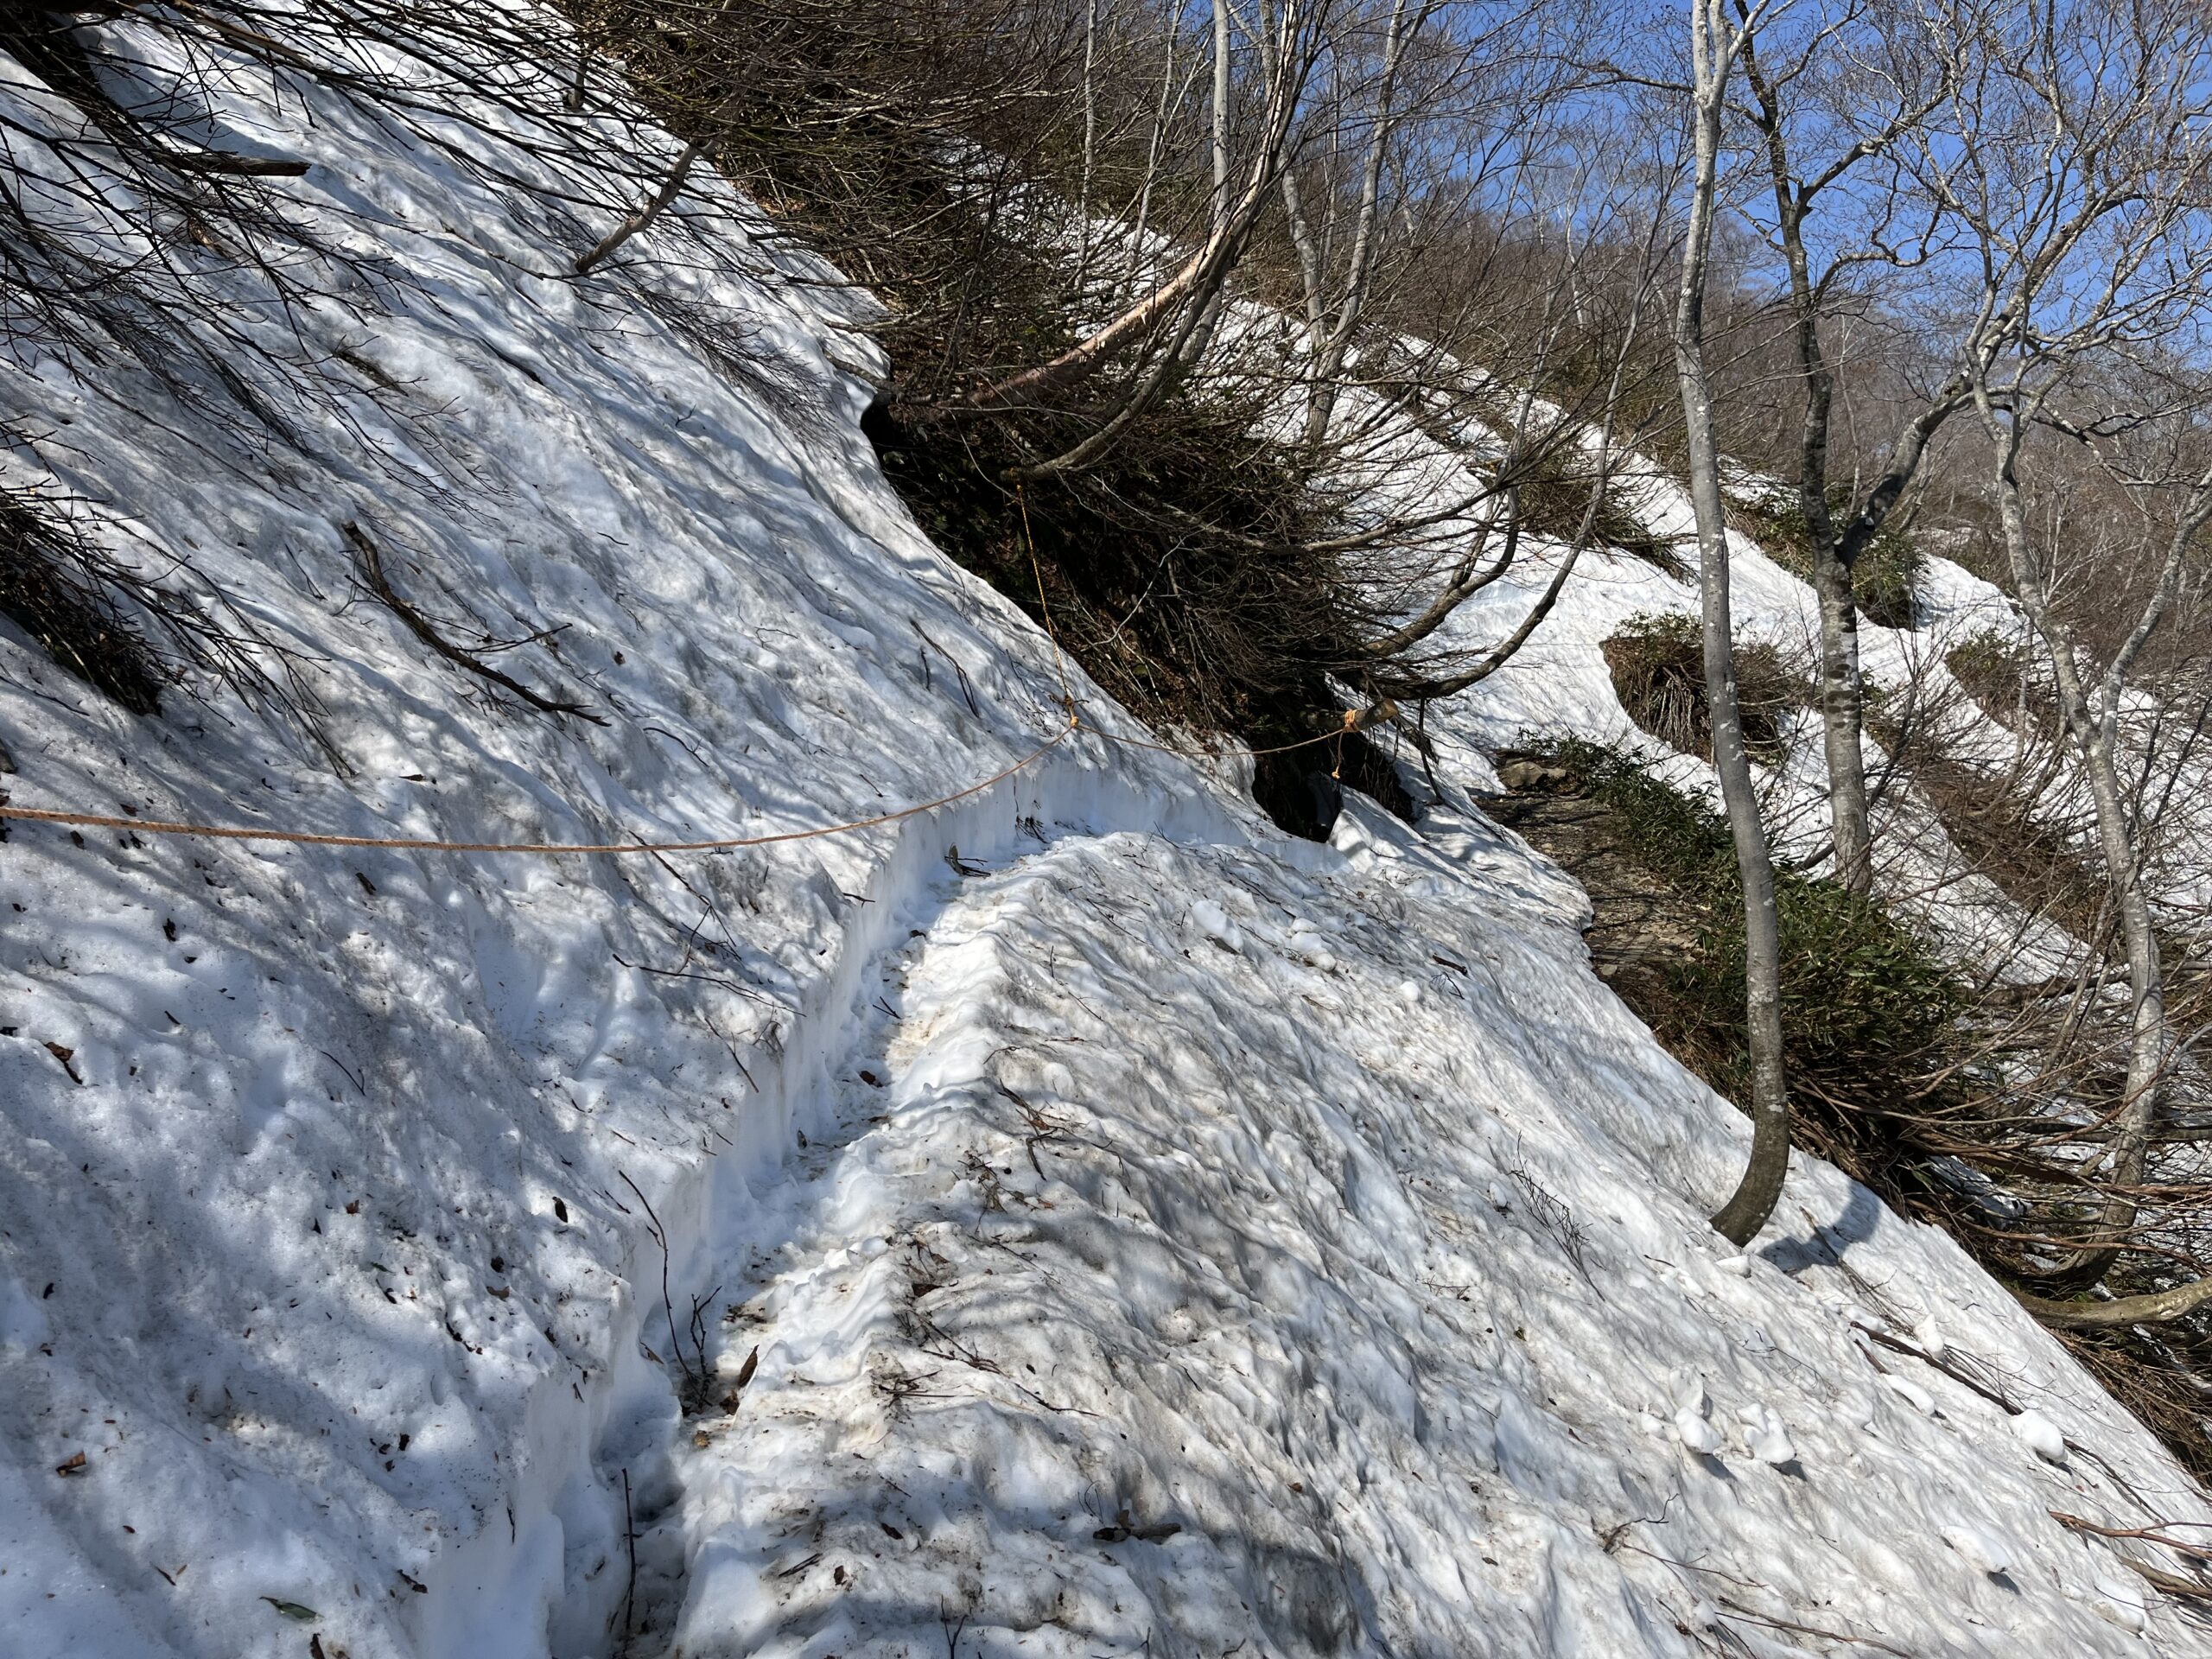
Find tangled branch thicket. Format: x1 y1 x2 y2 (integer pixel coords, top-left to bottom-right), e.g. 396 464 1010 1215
0 491 170 715
2 1 1688 836
1602 610 1806 763
0 483 315 733
555 0 1685 833
556 0 1388 830
0 0 727 733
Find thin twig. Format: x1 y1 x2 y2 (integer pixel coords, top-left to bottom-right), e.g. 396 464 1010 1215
346 522 607 725
1713 1597 1915 1658
618 1467 638 1654
575 142 702 275
618 1169 705 1406
2052 1510 2212 1563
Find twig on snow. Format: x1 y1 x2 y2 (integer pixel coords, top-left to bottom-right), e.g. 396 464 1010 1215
346 523 607 725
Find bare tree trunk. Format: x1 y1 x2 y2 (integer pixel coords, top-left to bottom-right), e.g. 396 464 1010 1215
1732 23 1960 897
574 141 702 276
2015 1274 2212 1327
1276 0 1418 450
1174 0 1237 375
1211 0 1234 228
1126 26 1182 289
1974 391 2211 1287
1892 0 2212 1319
2012 613 2167 1289
1806 535 1873 888
1675 0 1790 1246
1077 0 1099 278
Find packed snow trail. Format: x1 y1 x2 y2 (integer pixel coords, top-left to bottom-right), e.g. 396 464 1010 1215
4 11 2212 1658
615 799 2198 1658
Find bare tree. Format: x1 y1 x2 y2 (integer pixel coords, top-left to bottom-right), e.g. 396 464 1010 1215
1350 188 1677 704
969 0 1321 442
1674 0 1791 1245
1732 1 1966 895
1928 0 2212 1312
1275 0 1427 449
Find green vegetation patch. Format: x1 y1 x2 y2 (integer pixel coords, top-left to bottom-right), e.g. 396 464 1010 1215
1726 487 1925 630
1548 738 1962 1179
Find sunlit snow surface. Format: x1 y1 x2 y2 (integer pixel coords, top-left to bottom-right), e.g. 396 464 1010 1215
1 13 2208 1659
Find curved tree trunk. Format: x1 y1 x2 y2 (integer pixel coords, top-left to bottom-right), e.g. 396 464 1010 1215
1675 0 1790 1246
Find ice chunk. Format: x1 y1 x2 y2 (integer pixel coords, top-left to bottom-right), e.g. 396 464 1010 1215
2012 1408 2067 1465
1942 1523 2011 1576
1675 1407 1725 1456
1675 1376 1722 1454
1748 1407 1796 1465
1190 899 1241 951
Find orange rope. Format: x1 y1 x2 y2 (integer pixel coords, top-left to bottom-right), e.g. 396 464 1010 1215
0 499 1096 860
1090 726 1346 760
0 717 1077 855
1014 480 1076 725
0 512 1373 855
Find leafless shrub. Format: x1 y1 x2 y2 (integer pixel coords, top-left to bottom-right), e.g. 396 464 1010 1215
346 521 607 728
1475 399 1685 575
1602 612 1804 763
1942 627 2054 736
0 490 171 713
0 2 799 750
0 484 326 734
1503 1154 1592 1282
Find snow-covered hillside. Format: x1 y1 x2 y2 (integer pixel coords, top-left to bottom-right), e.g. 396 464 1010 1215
5 16 2212 1659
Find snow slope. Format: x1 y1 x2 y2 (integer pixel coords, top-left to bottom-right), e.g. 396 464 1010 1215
1409 450 2100 983
3 13 2211 1659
